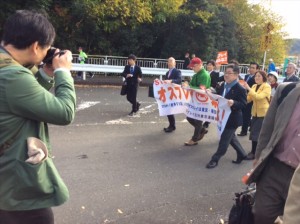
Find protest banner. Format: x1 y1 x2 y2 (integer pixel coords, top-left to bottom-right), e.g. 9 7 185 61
216 51 228 65
153 81 231 137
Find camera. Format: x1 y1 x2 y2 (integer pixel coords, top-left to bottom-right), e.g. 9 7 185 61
43 47 66 64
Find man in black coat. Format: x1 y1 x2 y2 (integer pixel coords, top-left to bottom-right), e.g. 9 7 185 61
163 57 182 132
206 64 247 169
237 62 259 136
183 52 190 70
121 54 143 116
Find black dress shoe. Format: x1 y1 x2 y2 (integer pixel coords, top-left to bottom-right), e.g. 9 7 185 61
237 132 247 136
136 102 141 112
128 111 135 116
164 126 176 133
206 160 218 169
232 155 246 164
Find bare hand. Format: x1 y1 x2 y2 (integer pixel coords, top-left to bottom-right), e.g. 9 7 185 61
228 99 234 107
243 82 250 90
126 74 133 78
138 78 142 83
182 81 189 88
52 49 73 70
164 80 172 84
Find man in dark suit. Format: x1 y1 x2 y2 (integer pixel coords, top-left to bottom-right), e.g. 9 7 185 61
183 52 190 70
283 62 299 82
163 57 182 132
203 60 220 129
206 60 220 89
121 54 143 116
237 62 259 136
206 64 247 169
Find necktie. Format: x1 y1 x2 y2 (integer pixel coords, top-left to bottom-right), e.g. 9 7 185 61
130 66 134 74
168 69 172 78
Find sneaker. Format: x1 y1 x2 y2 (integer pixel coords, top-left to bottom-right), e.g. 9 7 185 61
184 139 198 146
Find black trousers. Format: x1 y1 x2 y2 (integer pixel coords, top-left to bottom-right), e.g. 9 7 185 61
0 208 54 224
167 115 175 128
211 128 247 162
241 102 252 133
253 157 295 224
186 117 203 141
126 83 138 112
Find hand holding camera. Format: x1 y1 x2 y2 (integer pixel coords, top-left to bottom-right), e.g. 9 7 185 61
42 47 73 74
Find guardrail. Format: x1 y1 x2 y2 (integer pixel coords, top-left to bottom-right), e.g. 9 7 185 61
73 54 250 73
71 63 286 83
71 63 194 80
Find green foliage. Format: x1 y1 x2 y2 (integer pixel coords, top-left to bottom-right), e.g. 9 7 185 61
0 0 290 65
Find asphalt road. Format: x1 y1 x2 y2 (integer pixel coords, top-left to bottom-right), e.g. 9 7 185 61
50 85 253 224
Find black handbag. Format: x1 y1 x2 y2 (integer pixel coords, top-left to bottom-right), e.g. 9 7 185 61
148 85 154 98
228 184 255 224
120 81 127 95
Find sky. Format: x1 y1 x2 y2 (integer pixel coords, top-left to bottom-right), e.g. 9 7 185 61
248 0 300 39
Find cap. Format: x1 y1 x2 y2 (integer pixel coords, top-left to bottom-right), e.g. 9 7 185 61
269 58 273 62
268 71 278 80
187 57 202 68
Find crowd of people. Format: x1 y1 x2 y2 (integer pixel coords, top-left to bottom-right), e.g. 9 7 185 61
1 8 300 224
120 50 300 223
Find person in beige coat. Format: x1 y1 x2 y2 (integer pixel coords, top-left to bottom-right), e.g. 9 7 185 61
246 82 300 224
283 164 300 224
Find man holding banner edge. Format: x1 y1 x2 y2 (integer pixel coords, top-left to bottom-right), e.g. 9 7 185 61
206 64 247 168
183 57 211 146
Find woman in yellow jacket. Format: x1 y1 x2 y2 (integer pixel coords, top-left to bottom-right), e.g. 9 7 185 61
243 70 271 160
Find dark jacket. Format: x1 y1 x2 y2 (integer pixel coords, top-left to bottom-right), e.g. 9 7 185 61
183 57 190 69
217 82 247 129
244 74 256 87
283 75 300 82
164 68 182 84
210 71 220 89
121 64 142 85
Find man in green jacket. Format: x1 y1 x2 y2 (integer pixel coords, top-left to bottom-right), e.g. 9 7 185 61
0 10 76 224
183 57 211 146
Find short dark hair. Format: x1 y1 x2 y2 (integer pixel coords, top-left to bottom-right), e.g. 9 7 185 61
229 59 239 66
207 60 216 67
250 62 260 69
255 70 268 82
2 10 55 49
128 54 137 61
226 63 240 74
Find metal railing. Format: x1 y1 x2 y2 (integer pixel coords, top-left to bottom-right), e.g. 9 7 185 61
73 54 286 82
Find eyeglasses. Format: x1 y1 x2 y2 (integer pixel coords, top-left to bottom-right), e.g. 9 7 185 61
224 72 235 75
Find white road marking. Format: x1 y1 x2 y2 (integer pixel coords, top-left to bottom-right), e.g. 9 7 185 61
106 119 132 124
76 101 101 111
